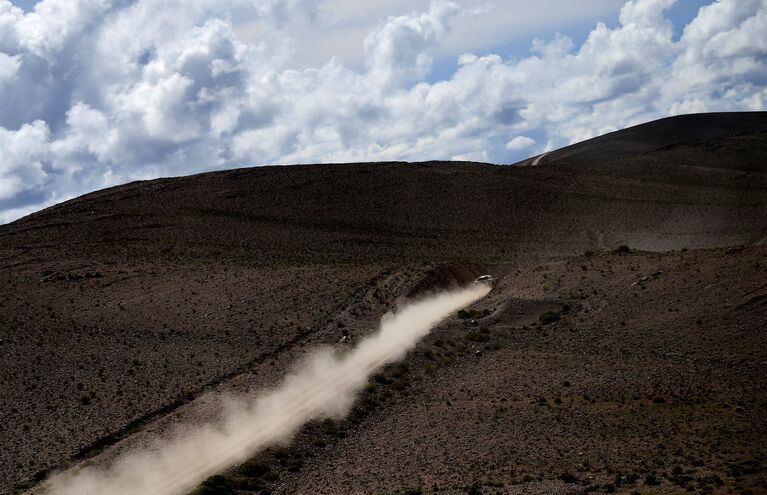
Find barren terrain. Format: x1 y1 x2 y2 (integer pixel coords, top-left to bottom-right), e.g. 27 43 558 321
1 112 766 494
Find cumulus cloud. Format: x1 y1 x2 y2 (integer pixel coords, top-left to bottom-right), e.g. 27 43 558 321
0 0 766 223
364 1 460 89
505 135 536 151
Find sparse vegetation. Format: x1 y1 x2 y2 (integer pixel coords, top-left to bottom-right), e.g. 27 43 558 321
538 311 560 325
189 475 235 495
5 148 767 495
559 472 578 483
612 245 631 254
644 472 660 485
286 459 304 473
239 462 271 479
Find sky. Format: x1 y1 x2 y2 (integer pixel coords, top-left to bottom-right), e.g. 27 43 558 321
0 0 765 224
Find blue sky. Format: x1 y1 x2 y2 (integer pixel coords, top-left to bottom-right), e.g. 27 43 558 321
0 0 765 223
9 0 35 10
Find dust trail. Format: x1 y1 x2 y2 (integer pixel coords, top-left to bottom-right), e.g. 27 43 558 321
37 285 489 495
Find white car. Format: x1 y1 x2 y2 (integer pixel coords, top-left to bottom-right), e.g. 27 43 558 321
474 274 494 286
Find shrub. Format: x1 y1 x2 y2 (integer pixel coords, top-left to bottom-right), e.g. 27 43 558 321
645 472 660 485
373 373 392 385
287 459 304 472
189 475 234 495
321 418 337 434
539 312 560 325
559 472 578 483
312 438 326 448
236 479 265 491
465 483 482 494
262 471 279 482
612 245 631 254
240 462 271 479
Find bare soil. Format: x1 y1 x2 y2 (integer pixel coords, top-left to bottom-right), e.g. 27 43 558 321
1 112 766 494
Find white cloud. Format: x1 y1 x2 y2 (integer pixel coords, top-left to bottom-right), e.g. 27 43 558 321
505 136 536 151
364 0 460 89
0 0 766 223
15 0 111 56
0 119 49 200
234 0 620 70
0 52 19 82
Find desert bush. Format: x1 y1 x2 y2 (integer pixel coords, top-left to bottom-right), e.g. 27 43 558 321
465 483 482 494
538 312 560 325
559 472 578 483
236 479 266 491
729 459 761 477
286 459 304 472
189 475 234 495
392 363 409 378
312 438 326 448
373 374 393 385
262 471 279 482
239 462 271 479
644 472 660 485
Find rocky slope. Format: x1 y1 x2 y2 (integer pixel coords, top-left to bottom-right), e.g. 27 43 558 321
1 112 766 494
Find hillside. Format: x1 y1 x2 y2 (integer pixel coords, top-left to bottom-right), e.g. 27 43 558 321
1 112 766 495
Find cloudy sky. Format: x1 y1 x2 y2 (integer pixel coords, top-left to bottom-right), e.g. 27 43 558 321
0 0 765 223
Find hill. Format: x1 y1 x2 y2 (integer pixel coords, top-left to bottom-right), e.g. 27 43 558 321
1 112 766 495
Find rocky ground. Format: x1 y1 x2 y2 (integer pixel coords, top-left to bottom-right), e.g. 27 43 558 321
1 113 766 494
208 246 767 495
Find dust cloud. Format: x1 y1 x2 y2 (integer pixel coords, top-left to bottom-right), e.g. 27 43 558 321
37 285 489 495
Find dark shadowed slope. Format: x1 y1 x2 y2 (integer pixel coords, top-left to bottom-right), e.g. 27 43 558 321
522 111 767 166
3 113 767 264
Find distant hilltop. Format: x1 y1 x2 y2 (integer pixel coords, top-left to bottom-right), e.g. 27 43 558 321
2 112 766 261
